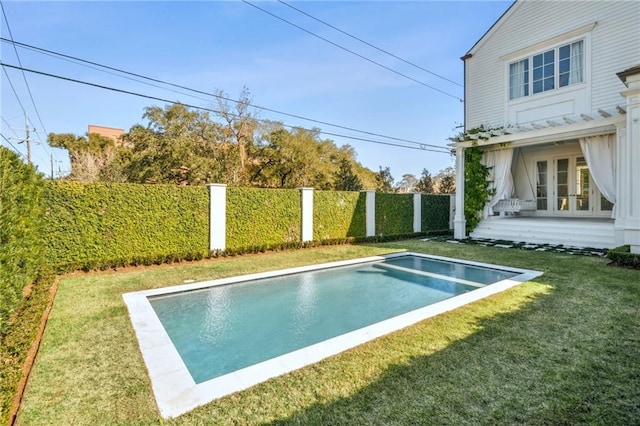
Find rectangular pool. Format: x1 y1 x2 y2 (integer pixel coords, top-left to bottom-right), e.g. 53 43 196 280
123 252 542 418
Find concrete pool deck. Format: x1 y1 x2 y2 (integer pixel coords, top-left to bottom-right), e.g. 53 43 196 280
123 252 542 418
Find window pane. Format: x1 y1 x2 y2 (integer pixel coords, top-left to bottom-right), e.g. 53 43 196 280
544 76 554 91
544 50 554 63
544 64 554 77
533 66 542 80
559 73 569 87
536 161 547 211
533 80 543 93
533 54 542 67
601 195 614 211
509 59 529 99
559 58 570 73
559 45 570 59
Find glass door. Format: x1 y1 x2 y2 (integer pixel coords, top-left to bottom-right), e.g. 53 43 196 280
554 156 593 215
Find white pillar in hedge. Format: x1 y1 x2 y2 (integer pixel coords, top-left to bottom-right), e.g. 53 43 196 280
365 190 376 237
207 183 226 251
450 194 456 229
413 193 421 233
454 146 466 239
300 187 314 242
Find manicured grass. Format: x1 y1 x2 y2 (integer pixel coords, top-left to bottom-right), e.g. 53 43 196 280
16 241 640 425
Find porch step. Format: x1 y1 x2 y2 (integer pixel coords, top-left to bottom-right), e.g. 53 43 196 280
470 217 615 249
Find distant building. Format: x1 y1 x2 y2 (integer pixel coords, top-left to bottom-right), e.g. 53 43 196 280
88 125 125 145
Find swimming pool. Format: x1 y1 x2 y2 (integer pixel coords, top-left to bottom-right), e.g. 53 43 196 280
123 252 541 418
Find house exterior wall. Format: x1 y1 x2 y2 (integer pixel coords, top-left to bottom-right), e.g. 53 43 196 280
465 1 640 129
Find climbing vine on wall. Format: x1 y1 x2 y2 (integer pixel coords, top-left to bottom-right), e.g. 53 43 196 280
464 146 495 232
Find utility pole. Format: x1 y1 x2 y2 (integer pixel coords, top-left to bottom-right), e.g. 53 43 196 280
50 153 54 179
24 113 32 165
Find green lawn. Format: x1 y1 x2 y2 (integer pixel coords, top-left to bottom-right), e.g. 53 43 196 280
16 241 640 425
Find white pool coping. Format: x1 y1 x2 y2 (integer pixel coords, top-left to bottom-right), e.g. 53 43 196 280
122 252 542 419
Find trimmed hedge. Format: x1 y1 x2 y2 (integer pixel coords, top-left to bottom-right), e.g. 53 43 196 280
313 190 366 240
226 187 301 252
0 148 46 335
43 182 209 271
422 194 451 231
40 184 454 271
376 193 414 236
606 245 640 269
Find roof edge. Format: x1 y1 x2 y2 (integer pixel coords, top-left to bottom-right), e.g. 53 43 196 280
463 0 519 58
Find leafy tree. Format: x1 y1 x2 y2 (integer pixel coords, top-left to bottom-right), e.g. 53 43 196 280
251 125 334 188
334 158 363 191
435 166 456 194
375 166 395 193
121 103 226 185
215 87 258 186
48 132 118 182
415 168 434 193
395 173 418 193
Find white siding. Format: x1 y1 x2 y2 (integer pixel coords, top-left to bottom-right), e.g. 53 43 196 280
465 1 640 129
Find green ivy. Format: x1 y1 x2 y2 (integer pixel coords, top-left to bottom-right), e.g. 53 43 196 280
464 146 494 233
226 187 301 251
313 190 366 240
376 193 414 236
0 148 46 335
421 194 451 231
43 182 209 271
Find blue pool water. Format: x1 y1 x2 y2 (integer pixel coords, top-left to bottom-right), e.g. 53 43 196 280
149 255 519 384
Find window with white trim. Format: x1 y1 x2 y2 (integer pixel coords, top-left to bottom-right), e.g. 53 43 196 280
509 40 584 100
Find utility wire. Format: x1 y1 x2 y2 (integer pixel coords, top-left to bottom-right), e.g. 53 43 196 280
241 0 463 102
1 132 24 156
0 0 49 148
1 62 451 154
1 37 449 151
2 66 28 116
277 0 462 88
1 115 23 139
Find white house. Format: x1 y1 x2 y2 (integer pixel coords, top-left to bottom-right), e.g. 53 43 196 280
452 0 640 252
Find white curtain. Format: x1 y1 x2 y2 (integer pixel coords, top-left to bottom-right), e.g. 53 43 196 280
569 40 583 84
579 134 616 216
481 148 514 218
509 60 525 100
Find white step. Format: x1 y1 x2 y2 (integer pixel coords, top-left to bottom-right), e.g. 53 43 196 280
470 217 615 248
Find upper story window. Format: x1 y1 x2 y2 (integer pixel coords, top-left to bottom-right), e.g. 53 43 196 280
509 40 584 100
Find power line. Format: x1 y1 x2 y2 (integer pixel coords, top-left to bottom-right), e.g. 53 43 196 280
277 0 462 88
1 115 23 139
2 66 28 115
0 37 450 151
0 1 49 146
0 62 451 154
1 132 24 156
241 0 463 102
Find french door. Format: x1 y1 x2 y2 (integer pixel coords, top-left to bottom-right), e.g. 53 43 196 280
552 155 613 216
555 156 589 215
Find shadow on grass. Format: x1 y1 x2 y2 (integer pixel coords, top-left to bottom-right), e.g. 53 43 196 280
263 277 639 425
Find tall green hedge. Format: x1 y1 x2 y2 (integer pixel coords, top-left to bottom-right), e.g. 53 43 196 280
313 190 366 240
0 148 46 335
226 187 301 251
375 193 414 236
422 194 451 231
43 182 209 271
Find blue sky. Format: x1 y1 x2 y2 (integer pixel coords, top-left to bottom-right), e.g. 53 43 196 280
1 1 511 181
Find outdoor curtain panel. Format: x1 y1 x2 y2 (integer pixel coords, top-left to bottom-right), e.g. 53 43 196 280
579 134 616 217
481 148 514 218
